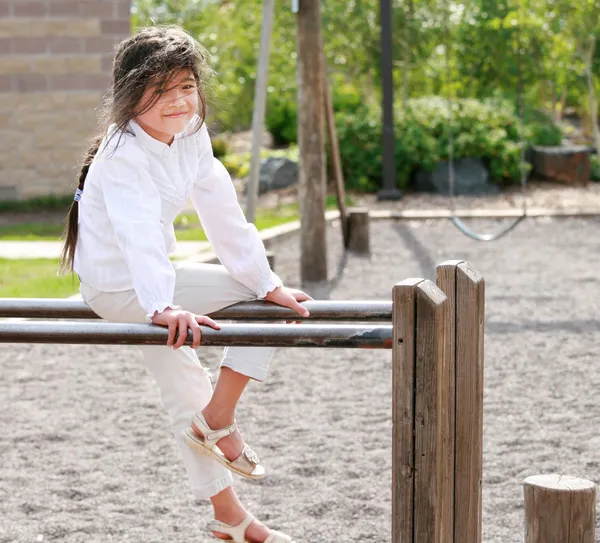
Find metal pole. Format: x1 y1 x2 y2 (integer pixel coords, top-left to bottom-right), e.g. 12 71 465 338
0 321 393 349
245 0 275 223
376 0 403 201
0 299 392 321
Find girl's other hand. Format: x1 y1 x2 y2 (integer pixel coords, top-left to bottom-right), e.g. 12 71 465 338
151 308 220 349
264 286 313 319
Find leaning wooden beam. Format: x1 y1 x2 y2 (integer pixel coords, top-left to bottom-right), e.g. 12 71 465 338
0 321 393 348
0 299 393 321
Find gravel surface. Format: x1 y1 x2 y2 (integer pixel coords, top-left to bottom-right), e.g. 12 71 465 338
2 216 600 542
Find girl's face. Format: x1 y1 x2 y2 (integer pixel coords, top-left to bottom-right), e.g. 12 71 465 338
135 69 199 145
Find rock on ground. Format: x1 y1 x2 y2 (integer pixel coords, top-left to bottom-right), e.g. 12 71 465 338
1 217 600 542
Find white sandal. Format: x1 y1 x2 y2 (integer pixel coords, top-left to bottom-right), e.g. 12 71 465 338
183 412 265 480
208 515 294 543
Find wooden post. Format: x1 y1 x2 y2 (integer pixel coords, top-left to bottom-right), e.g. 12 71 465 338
392 278 419 543
346 208 370 254
414 280 452 542
437 260 485 543
392 278 452 543
524 474 596 543
322 48 348 246
296 0 327 284
245 0 275 224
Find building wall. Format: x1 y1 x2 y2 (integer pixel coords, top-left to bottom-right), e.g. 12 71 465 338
0 0 131 200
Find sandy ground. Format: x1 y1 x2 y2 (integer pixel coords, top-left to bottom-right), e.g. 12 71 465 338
2 216 600 542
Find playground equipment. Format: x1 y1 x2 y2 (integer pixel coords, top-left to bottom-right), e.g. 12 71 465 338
0 260 595 542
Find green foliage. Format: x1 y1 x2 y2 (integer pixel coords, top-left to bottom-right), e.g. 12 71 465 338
335 97 561 191
220 147 300 179
210 134 229 158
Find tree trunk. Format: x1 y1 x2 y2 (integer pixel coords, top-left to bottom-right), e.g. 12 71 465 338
296 0 327 284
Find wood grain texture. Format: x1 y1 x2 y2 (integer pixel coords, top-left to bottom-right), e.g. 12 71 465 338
392 278 421 543
296 0 327 283
455 262 485 543
524 474 596 543
413 279 452 543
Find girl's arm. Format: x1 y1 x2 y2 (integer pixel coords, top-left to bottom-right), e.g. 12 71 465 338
191 126 282 299
100 155 179 320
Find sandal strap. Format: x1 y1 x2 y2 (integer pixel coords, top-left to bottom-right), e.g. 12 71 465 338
230 444 261 474
192 412 237 449
208 515 254 542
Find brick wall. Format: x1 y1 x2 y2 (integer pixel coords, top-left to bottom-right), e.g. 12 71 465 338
0 0 131 200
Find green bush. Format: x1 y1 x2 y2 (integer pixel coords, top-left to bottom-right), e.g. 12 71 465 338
211 134 229 158
220 147 300 179
334 97 563 191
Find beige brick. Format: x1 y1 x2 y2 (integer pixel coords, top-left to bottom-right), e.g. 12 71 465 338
100 19 130 35
83 36 118 54
48 37 82 54
0 74 9 92
0 94 24 111
13 111 52 130
0 56 32 75
66 55 102 73
10 36 48 54
0 130 35 150
0 19 100 38
30 56 69 74
80 2 113 18
68 92 102 109
48 1 82 17
13 1 47 17
11 73 47 92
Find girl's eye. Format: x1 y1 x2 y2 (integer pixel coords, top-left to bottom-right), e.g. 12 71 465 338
182 84 196 90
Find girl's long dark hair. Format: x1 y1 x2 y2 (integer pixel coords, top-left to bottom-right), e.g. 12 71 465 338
60 25 212 272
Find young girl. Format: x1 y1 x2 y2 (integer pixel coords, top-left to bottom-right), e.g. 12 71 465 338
60 25 310 543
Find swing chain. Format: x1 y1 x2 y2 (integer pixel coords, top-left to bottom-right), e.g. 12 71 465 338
445 1 528 242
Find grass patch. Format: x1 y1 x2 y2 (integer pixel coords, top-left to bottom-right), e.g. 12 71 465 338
0 194 352 241
0 259 79 298
0 223 65 240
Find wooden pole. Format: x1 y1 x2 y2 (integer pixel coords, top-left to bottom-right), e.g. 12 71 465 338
392 277 452 543
524 474 596 543
437 260 485 543
414 280 452 542
392 278 419 543
245 0 275 223
321 48 348 246
296 0 327 284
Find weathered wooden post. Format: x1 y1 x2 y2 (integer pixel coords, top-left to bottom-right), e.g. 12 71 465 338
392 277 452 543
296 0 327 284
524 474 596 543
346 208 370 254
437 260 485 543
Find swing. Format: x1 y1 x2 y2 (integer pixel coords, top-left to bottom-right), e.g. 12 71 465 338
444 6 528 242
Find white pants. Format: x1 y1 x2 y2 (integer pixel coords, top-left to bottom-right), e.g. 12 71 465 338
80 262 276 500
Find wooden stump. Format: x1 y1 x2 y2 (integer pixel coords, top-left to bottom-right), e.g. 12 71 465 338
524 474 596 543
346 208 370 254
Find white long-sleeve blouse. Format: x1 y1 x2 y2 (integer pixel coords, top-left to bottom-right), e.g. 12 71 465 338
74 115 282 318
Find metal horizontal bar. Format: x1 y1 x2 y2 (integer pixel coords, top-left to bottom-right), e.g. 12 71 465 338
0 321 393 349
0 299 392 321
